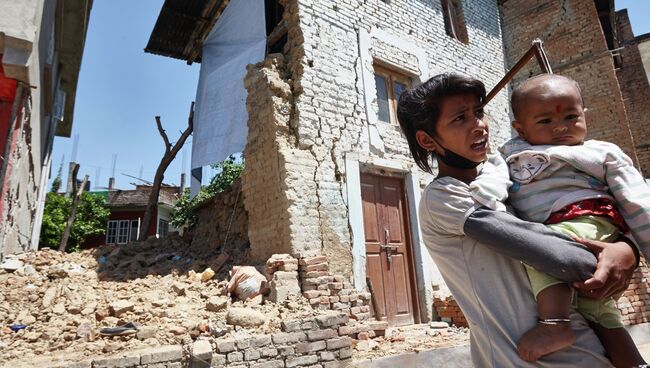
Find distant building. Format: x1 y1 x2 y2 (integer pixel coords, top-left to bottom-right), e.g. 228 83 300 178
0 0 92 258
82 185 180 248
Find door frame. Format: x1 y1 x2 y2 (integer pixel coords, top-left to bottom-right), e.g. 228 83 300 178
345 152 433 323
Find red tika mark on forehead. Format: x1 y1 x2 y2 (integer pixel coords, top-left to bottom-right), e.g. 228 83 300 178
555 104 561 113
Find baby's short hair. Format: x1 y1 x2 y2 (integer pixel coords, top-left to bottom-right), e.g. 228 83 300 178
511 74 583 120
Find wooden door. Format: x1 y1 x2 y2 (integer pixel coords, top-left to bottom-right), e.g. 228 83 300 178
361 173 418 326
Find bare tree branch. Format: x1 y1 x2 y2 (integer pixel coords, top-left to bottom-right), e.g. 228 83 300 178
139 102 194 241
155 116 172 153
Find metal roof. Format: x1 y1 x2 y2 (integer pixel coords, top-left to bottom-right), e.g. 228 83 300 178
144 0 226 63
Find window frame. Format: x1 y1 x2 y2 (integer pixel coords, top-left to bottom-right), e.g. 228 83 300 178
106 220 118 244
441 0 469 44
158 218 169 239
374 63 412 126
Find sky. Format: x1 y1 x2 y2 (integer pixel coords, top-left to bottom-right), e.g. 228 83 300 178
49 0 200 191
49 0 650 191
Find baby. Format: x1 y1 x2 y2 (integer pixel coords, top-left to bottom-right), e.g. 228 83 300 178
473 74 649 366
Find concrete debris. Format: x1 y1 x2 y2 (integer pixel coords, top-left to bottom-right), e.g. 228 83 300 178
0 241 469 366
226 307 267 327
0 258 24 272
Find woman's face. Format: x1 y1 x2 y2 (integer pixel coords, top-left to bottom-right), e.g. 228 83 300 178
433 93 489 163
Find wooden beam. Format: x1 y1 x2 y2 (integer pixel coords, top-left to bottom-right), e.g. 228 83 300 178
485 39 552 105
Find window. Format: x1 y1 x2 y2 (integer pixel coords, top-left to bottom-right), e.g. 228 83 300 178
158 219 169 239
106 221 117 244
117 220 130 244
374 64 411 125
106 219 137 245
265 0 286 54
129 220 139 242
441 0 468 44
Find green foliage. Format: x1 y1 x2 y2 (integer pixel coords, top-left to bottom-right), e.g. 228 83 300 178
39 192 110 252
170 155 243 229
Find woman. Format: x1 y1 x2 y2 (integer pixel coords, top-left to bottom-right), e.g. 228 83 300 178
396 73 638 367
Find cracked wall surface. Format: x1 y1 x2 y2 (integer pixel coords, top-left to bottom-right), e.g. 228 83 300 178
500 0 639 166
241 0 511 321
282 0 511 276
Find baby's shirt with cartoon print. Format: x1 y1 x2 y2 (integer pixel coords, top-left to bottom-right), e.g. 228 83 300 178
470 136 650 260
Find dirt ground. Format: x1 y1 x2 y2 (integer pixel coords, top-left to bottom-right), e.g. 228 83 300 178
0 235 468 365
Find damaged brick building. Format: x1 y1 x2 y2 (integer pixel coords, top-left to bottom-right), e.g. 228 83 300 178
0 0 92 258
146 0 650 329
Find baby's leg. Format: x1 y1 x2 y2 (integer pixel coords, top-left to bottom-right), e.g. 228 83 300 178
589 323 645 367
518 283 576 362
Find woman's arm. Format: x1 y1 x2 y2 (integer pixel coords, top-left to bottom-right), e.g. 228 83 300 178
464 208 637 288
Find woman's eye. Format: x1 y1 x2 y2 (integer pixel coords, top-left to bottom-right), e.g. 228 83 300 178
565 114 578 120
453 114 464 122
475 108 485 118
536 119 551 125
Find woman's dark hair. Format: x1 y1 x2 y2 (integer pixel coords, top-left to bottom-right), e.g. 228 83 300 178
397 73 486 173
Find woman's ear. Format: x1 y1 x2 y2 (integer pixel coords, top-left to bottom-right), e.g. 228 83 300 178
415 130 438 153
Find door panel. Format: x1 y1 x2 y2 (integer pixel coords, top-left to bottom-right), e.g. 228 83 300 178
361 173 418 326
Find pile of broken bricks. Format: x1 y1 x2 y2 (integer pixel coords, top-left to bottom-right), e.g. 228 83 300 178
266 254 386 340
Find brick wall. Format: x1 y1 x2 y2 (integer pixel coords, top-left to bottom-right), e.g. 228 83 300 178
242 0 511 278
615 10 650 177
191 178 249 264
499 0 639 165
433 296 468 328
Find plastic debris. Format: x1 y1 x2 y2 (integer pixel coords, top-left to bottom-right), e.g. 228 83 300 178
99 322 138 336
10 324 27 332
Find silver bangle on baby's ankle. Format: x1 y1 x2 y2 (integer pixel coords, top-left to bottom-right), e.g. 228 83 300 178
538 318 571 325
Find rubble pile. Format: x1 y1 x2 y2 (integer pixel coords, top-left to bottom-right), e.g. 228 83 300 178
0 238 469 367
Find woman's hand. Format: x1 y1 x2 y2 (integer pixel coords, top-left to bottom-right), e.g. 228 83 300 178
572 237 637 299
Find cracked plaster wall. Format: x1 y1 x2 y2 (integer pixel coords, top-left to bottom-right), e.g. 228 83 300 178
0 0 54 258
286 0 511 276
241 0 511 320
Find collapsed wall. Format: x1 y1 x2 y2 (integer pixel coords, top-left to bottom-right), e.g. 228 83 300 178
242 0 512 302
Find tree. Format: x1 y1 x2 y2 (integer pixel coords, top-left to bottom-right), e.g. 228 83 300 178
170 155 243 229
139 102 194 241
40 192 109 252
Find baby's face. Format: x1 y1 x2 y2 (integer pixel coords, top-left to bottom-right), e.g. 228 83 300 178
512 79 587 146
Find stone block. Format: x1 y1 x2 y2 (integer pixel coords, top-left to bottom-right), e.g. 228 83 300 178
326 337 352 350
253 334 272 347
282 319 302 332
50 361 92 368
286 354 319 368
227 351 244 363
278 345 295 356
261 347 278 357
295 340 326 354
245 349 261 361
211 354 227 367
216 339 236 353
272 331 307 344
140 345 183 364
307 328 338 341
251 359 285 368
192 339 213 361
315 313 348 328
92 352 140 368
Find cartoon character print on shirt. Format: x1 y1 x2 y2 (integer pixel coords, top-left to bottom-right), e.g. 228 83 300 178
506 151 551 185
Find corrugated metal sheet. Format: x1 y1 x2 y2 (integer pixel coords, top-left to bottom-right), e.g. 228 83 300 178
145 0 225 63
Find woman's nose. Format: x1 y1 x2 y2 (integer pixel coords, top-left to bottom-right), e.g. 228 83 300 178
473 115 487 130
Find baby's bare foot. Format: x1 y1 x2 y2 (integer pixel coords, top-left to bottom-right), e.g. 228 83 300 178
518 322 575 362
